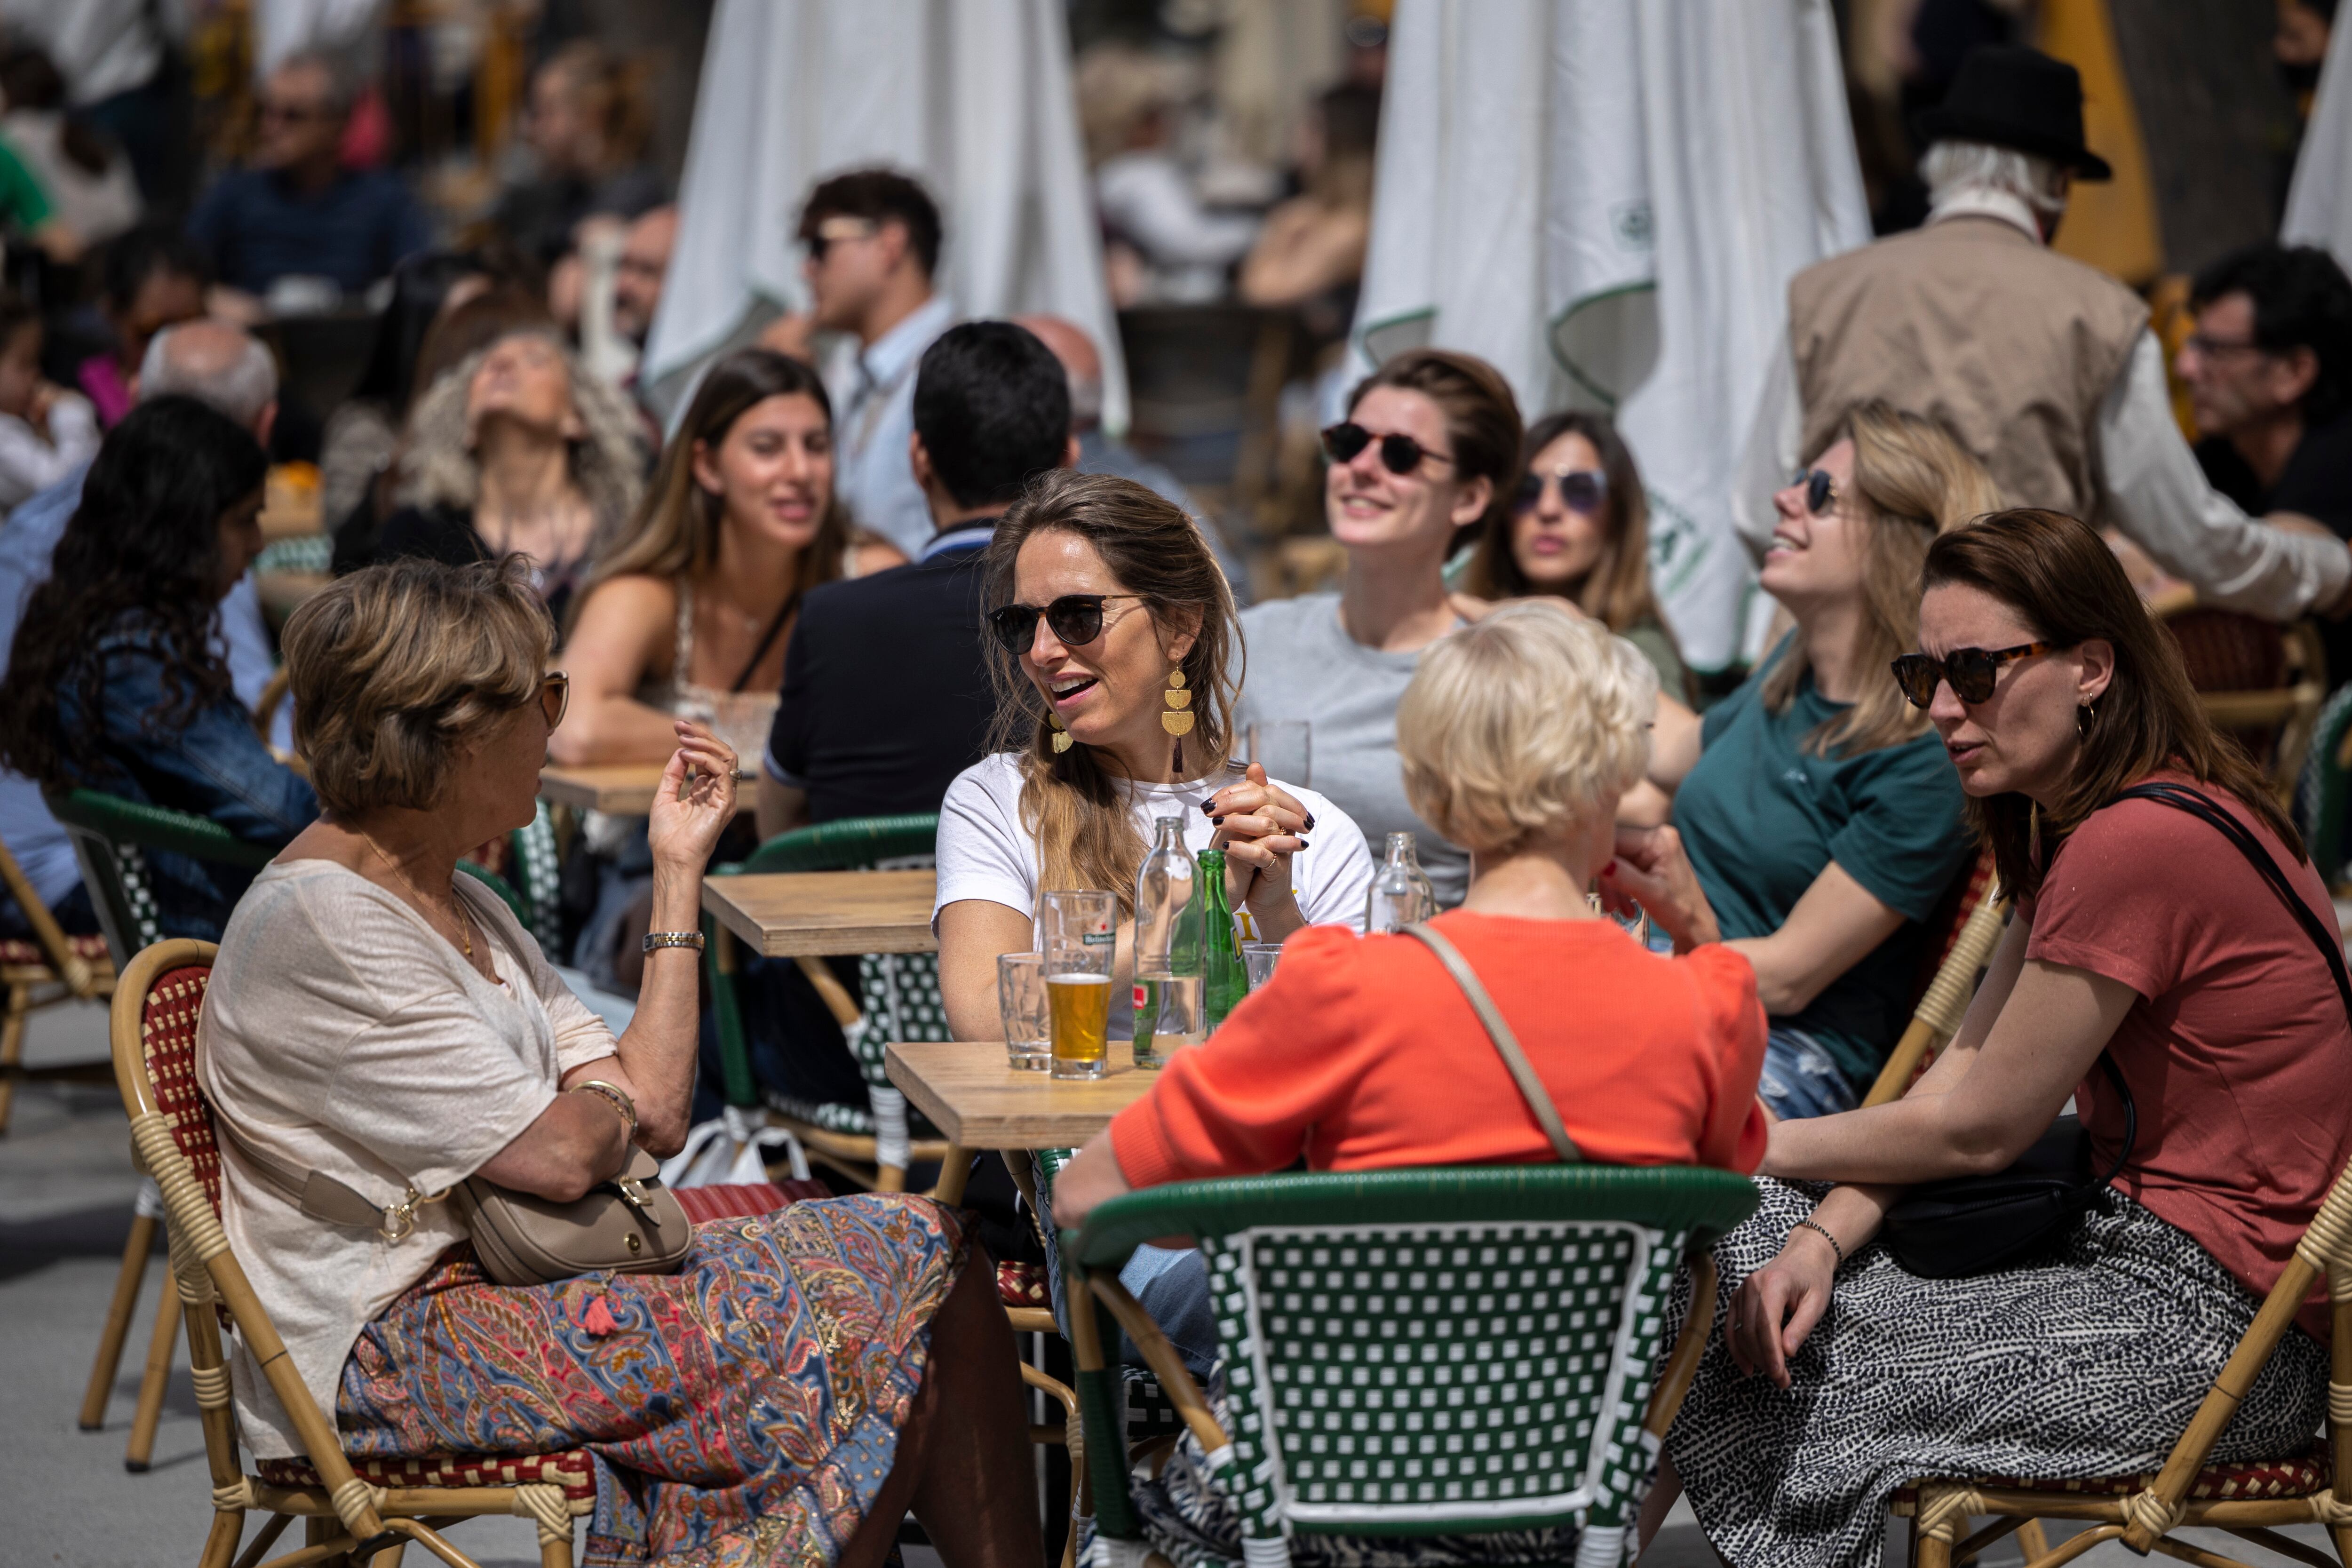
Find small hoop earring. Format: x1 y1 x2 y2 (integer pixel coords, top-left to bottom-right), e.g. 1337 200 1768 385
2077 700 2095 740
1162 668 1195 780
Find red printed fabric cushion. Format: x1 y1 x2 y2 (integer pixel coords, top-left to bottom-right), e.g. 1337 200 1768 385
1894 1443 2329 1507
0 932 111 968
671 1180 826 1225
998 1260 1050 1308
142 967 222 1216
256 1449 596 1502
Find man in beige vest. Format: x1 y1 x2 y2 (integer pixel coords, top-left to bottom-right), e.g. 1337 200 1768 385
1738 46 2351 622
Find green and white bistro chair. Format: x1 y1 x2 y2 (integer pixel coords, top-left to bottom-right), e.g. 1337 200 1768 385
703 812 954 1191
1063 1165 1758 1568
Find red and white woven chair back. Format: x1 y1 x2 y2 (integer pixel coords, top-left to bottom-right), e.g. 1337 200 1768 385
139 964 223 1218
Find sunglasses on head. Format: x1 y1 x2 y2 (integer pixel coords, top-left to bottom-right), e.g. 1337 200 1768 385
539 671 570 729
1512 468 1607 516
1321 422 1456 476
986 594 1144 655
1889 643 2053 708
1792 468 1838 515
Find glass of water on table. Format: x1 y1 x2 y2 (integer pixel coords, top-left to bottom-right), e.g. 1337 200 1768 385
997 953 1050 1072
1041 890 1117 1080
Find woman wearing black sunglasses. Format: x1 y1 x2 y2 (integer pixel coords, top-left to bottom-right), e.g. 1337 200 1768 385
1606 402 1998 1125
1651 508 2347 1568
1460 410 1690 701
1234 347 1523 909
933 471 1375 1048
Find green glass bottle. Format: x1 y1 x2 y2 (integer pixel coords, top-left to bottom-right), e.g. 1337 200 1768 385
1196 846 1247 1027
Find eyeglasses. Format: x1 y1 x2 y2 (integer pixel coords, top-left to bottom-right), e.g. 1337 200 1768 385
1512 467 1607 515
986 595 1144 654
1321 422 1456 476
806 217 878 263
1889 643 2053 708
2182 333 2272 360
1791 468 1838 515
539 671 570 729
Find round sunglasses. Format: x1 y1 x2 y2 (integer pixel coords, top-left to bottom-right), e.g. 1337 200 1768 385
986 594 1144 654
1512 468 1607 516
1889 643 2052 708
1321 421 1457 476
1791 468 1838 515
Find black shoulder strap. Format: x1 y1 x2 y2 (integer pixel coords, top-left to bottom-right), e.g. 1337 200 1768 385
2115 782 2352 1019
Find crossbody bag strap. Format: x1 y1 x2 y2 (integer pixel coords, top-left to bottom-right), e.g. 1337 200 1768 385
1403 923 1581 1163
213 1114 428 1237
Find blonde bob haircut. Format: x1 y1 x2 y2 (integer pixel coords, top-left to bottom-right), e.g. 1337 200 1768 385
282 556 554 816
1398 600 1658 857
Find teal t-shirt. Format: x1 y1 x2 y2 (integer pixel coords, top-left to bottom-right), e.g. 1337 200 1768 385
1672 656 1973 1087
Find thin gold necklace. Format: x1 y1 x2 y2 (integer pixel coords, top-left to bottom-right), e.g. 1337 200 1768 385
359 832 475 961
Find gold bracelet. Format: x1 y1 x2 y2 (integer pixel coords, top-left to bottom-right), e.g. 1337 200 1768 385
570 1078 637 1143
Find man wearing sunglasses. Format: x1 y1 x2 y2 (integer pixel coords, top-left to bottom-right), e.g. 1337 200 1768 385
1737 45 2352 624
760 169 956 560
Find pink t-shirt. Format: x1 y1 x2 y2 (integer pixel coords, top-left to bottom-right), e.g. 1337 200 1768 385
2027 773 2352 1340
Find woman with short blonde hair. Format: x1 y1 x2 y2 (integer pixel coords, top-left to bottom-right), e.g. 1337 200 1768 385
1051 597 1767 1564
200 556 1042 1568
1620 400 2001 1119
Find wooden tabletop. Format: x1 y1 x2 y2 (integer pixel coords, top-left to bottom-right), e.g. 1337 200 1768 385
885 1039 1156 1149
539 764 670 814
702 869 939 957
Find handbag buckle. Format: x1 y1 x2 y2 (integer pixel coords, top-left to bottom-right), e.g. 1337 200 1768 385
613 1176 654 1217
381 1185 448 1243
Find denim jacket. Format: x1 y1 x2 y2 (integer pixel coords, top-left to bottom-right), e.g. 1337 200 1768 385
57 619 317 937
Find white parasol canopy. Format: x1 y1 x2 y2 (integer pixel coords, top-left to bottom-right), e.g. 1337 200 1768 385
2284 13 2352 266
1353 0 1871 670
644 0 1127 431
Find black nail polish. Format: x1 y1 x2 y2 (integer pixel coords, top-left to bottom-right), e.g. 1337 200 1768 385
1210 816 1225 827
1295 837 1310 848
1304 814 1318 831
1199 800 1216 815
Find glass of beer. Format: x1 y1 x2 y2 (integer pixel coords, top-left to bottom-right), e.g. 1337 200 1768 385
998 953 1050 1072
1041 890 1116 1080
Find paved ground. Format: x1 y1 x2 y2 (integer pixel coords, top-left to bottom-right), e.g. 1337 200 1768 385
0 998 2332 1567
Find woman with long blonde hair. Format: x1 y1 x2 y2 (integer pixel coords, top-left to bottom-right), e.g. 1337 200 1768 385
933 470 1375 1045
1611 400 2004 1118
553 348 901 767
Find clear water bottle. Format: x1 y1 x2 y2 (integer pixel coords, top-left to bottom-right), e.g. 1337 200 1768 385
1365 831 1438 934
1131 816 1203 1067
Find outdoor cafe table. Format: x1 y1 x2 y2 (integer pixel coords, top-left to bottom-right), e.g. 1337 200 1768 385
884 1039 1157 1203
700 869 938 957
538 763 672 814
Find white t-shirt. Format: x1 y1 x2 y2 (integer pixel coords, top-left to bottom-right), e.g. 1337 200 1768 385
196 860 618 1456
935 752 1377 1036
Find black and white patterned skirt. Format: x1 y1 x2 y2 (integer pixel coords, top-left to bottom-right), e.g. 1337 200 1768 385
1666 1179 2328 1568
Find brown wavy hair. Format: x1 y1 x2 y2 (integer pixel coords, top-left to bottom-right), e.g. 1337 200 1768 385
1345 348 1524 552
1462 410 1673 641
575 349 848 625
1765 400 2006 758
1918 509 2300 900
284 556 552 816
983 470 1240 920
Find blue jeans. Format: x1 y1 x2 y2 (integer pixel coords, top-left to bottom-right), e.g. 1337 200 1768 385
1757 1025 1860 1120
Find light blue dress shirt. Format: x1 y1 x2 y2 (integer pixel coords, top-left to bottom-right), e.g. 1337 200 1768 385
826 294 956 559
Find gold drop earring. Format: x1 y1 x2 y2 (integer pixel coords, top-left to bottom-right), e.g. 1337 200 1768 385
1162 668 1194 780
1049 710 1072 754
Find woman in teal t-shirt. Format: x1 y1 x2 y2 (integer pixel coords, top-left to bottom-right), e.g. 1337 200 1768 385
1608 401 1996 1116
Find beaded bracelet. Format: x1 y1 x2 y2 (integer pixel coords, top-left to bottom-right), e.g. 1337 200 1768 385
1791 1217 1847 1269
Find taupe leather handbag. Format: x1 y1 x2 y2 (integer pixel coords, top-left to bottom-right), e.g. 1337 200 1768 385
219 1121 691 1288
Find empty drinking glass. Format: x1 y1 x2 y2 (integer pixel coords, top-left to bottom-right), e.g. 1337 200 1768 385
1137 971 1205 1064
998 953 1050 1072
1242 941 1283 991
1246 720 1311 788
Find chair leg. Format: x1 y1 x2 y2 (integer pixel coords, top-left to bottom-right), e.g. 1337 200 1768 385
0 979 28 1134
198 1505 246 1568
79 1206 156 1428
2333 1524 2352 1567
123 1275 179 1470
2017 1520 2051 1561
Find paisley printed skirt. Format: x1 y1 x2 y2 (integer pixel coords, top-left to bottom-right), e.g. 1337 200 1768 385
335 1195 969 1568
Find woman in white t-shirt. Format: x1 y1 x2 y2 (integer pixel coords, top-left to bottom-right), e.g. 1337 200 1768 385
936 470 1374 1041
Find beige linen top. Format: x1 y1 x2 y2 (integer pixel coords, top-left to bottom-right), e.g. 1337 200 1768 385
194 860 618 1456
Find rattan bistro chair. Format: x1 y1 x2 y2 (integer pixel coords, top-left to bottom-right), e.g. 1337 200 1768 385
1862 846 2009 1110
111 939 596 1568
1064 1166 1758 1568
702 813 954 1191
0 836 114 1132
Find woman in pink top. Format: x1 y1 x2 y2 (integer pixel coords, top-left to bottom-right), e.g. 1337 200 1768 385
1641 510 2348 1568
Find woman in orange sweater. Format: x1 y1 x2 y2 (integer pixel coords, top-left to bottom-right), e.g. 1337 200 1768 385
1052 597 1766 1563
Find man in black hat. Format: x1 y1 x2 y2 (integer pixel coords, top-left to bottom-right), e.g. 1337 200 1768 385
1735 45 2352 623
